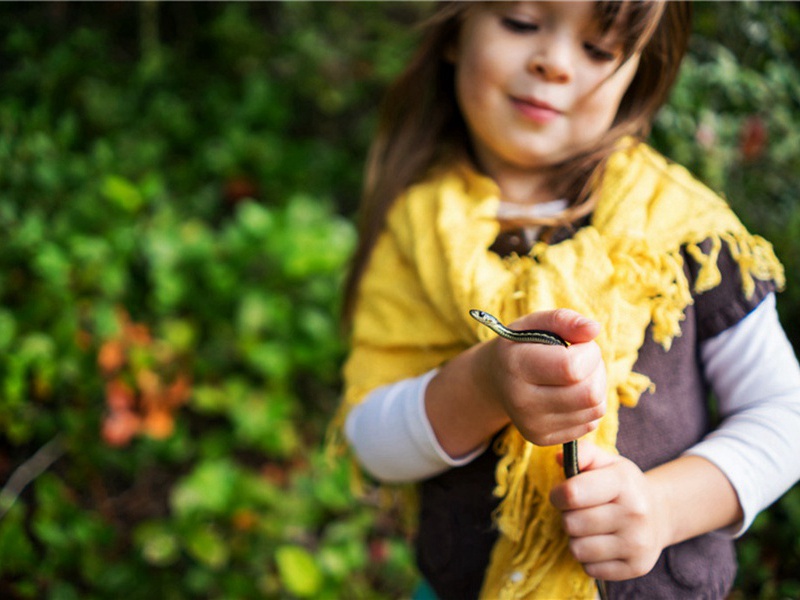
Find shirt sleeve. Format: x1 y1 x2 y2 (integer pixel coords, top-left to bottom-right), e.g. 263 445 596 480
344 369 488 483
686 292 800 536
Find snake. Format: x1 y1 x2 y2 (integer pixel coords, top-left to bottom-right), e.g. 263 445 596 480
469 309 608 600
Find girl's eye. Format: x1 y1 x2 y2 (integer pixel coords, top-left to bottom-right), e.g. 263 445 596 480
501 17 540 34
583 43 616 62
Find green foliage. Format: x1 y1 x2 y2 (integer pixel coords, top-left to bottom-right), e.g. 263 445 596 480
0 2 798 599
653 2 800 347
0 3 422 598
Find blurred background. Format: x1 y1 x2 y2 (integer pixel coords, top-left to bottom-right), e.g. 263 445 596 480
0 2 798 598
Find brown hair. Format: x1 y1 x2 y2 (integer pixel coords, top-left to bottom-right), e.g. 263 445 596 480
343 1 693 323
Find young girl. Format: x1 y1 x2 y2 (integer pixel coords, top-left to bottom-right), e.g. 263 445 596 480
330 2 800 598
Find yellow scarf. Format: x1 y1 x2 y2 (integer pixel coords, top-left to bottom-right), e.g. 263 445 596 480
332 141 784 598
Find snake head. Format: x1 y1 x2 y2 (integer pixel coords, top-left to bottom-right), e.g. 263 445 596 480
469 309 497 327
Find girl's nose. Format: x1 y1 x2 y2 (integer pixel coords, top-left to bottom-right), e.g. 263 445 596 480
527 38 573 83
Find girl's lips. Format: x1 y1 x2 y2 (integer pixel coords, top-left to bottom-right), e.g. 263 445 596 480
512 97 561 124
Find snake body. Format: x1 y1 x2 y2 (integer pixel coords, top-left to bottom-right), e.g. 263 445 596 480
469 309 607 600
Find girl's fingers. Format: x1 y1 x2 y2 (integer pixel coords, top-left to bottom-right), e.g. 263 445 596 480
583 559 630 582
505 365 606 417
568 532 622 565
561 502 620 538
503 365 606 445
582 553 662 582
516 420 601 448
511 308 601 345
510 337 603 386
508 394 604 446
517 383 605 421
526 416 603 448
551 442 623 509
551 468 620 510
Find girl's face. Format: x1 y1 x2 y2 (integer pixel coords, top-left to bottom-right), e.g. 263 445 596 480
451 2 640 192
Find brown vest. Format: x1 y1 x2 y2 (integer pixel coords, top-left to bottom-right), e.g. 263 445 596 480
416 231 775 600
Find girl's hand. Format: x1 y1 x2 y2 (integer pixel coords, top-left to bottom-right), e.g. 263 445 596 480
477 309 606 446
549 441 669 581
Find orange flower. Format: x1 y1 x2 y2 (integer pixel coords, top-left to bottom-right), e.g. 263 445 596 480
136 369 162 406
232 509 259 532
98 340 126 374
125 322 152 347
165 374 192 408
141 408 175 440
740 116 767 162
105 378 136 411
102 409 141 447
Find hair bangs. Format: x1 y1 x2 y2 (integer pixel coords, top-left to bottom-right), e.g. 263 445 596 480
594 1 666 61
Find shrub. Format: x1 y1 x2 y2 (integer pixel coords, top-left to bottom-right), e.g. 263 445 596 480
0 3 422 598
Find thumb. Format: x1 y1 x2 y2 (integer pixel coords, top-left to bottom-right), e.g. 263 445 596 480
512 308 601 345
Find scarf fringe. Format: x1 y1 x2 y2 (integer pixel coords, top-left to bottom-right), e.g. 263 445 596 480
483 427 595 599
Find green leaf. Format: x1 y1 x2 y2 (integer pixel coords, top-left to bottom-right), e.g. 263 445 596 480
0 310 17 351
134 522 180 567
184 526 229 570
236 202 274 237
33 243 70 288
0 504 36 574
275 545 322 598
242 341 292 381
170 459 237 517
230 392 299 456
161 318 196 353
101 175 144 213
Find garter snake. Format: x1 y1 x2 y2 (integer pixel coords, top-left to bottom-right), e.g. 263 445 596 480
469 309 608 600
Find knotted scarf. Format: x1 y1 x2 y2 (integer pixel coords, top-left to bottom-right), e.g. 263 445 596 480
330 141 784 599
